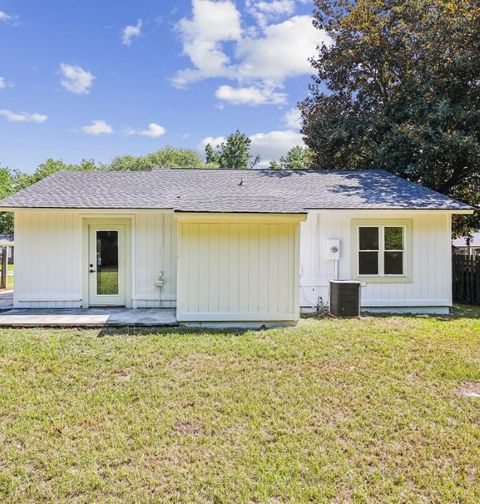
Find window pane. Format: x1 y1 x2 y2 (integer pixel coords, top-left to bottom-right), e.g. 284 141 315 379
96 231 119 295
385 227 403 250
359 227 379 250
384 252 403 275
359 252 378 275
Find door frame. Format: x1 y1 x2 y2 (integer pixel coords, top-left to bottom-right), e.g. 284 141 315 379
82 218 132 308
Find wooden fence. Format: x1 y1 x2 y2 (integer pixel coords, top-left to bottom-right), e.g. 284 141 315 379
452 254 480 305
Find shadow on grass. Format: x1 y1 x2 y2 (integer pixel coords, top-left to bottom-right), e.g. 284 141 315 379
364 304 480 322
95 305 480 337
450 304 480 319
97 326 255 338
317 305 480 323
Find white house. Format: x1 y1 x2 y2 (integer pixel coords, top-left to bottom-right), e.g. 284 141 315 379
452 231 480 256
0 169 473 321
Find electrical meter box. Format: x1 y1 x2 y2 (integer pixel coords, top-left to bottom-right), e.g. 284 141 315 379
326 239 340 260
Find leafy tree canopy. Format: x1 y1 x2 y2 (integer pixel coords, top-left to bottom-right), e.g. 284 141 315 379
269 146 312 170
205 144 217 165
110 146 204 171
301 0 480 235
28 159 98 185
0 166 19 235
205 130 260 169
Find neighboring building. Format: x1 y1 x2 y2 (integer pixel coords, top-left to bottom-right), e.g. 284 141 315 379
452 231 480 256
0 234 14 265
0 169 473 320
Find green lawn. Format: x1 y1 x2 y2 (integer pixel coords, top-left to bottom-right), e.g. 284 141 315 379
5 272 13 290
0 264 14 290
1 310 479 502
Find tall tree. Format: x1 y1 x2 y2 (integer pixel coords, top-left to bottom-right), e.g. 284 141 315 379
301 0 480 234
205 144 218 165
205 130 260 169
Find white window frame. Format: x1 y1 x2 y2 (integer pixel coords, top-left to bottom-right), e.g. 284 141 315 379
357 225 406 277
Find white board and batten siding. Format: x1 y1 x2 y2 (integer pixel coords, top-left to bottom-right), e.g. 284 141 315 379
176 215 303 321
299 210 453 310
14 210 83 308
13 210 177 309
132 212 177 308
14 208 453 314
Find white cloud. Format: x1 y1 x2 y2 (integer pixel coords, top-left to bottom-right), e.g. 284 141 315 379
81 120 113 135
0 109 47 123
200 129 304 167
60 63 95 95
215 84 286 105
173 0 242 87
126 122 166 138
121 19 142 46
201 135 226 149
175 2 329 105
0 9 19 25
250 130 304 166
0 10 12 22
246 0 295 28
0 76 13 90
283 107 301 129
236 16 328 82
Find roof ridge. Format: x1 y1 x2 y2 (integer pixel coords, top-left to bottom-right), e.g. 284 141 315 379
156 167 388 173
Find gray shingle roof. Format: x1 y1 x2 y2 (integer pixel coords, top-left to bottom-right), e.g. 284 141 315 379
0 169 472 213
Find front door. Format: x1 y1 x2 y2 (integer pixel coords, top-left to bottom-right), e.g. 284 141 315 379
88 224 126 306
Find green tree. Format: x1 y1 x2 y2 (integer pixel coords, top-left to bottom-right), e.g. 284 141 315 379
109 146 204 171
268 147 311 170
0 158 101 233
30 159 71 183
301 0 480 234
268 160 282 170
206 131 259 169
205 144 219 165
0 167 17 234
28 158 99 184
280 146 311 170
109 155 152 172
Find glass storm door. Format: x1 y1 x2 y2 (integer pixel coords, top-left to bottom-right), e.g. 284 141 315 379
88 225 126 306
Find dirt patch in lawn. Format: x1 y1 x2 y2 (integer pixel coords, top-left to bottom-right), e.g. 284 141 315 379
457 382 480 398
173 420 205 436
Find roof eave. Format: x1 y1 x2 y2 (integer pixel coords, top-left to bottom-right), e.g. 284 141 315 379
0 206 474 214
304 207 475 214
0 206 175 212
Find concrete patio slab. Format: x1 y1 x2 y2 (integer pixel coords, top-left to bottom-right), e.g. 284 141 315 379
0 307 178 327
0 290 13 309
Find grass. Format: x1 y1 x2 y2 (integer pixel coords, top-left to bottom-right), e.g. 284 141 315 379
97 269 118 295
0 264 14 291
5 272 13 290
0 310 479 502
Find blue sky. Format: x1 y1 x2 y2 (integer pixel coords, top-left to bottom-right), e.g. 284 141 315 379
0 0 327 173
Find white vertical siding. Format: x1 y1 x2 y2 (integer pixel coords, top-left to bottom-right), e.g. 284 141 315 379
14 210 83 308
177 220 300 321
300 211 452 309
14 208 453 313
14 210 177 309
131 212 177 308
